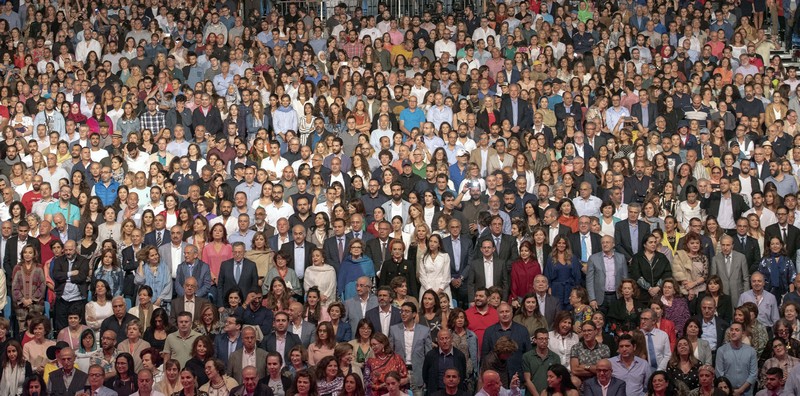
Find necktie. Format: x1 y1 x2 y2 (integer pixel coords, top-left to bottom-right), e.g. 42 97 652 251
381 241 387 262
355 232 361 240
338 238 345 262
234 262 241 283
741 236 746 246
156 231 162 246
783 228 788 241
494 236 501 250
582 235 589 261
646 332 658 369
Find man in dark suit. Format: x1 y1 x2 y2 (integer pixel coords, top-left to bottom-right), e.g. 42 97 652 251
263 311 302 363
170 276 210 327
443 219 473 310
214 314 243 365
323 218 351 272
143 214 171 248
231 366 275 396
568 216 602 263
365 286 402 335
583 359 627 396
630 90 659 131
3 221 40 294
422 329 468 395
191 93 223 136
218 242 260 298
553 91 583 134
701 177 750 232
474 215 518 271
498 84 533 133
543 208 572 246
467 239 509 302
279 225 314 293
174 245 213 299
120 228 144 300
733 217 762 273
268 218 291 252
47 347 88 396
765 205 800 257
695 296 729 359
586 235 628 314
365 220 393 274
50 212 82 243
615 203 651 262
345 214 374 242
52 240 90 333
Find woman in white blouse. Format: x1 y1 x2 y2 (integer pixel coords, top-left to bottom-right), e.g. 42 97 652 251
675 185 705 232
417 234 452 300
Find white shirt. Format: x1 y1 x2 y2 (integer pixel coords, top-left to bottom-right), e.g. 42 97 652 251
403 326 414 364
379 308 392 335
548 330 579 370
483 258 494 288
260 157 290 182
265 202 295 228
184 296 195 318
574 195 602 217
743 207 778 229
243 347 257 369
170 245 183 279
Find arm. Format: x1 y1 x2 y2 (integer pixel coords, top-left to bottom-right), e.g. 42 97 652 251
586 258 597 309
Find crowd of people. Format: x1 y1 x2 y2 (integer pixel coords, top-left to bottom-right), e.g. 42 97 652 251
4 0 800 394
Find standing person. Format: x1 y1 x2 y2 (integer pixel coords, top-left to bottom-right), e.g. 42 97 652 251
422 329 467 396
716 322 758 396
544 235 581 311
586 235 627 314
52 240 89 333
481 303 531 381
610 334 651 396
11 245 45 333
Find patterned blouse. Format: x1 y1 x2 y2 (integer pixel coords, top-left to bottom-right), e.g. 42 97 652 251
11 265 46 307
364 354 408 396
318 376 344 396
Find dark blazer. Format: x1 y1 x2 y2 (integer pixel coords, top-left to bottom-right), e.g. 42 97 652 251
467 256 509 301
568 232 602 261
48 368 89 396
213 332 243 366
554 101 583 133
191 106 223 136
364 238 392 273
218 258 260 297
691 292 734 323
169 295 210 327
143 229 171 248
174 259 213 298
379 258 419 298
701 192 749 225
476 109 500 132
262 331 302 363
692 314 729 351
733 234 762 273
323 234 352 271
765 223 800 259
121 244 142 297
278 241 315 280
365 305 402 334
50 225 82 242
631 102 659 130
250 223 276 238
614 220 651 262
443 235 473 280
3 236 40 292
583 377 627 396
345 230 374 242
474 233 519 271
233 382 276 396
51 254 90 297
499 97 533 130
422 347 468 395
335 321 352 342
629 251 672 302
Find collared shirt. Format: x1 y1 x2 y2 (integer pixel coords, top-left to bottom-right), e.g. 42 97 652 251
171 244 182 279
275 333 287 364
629 223 639 255
484 258 494 288
185 297 195 318
548 225 559 245
227 335 239 358
293 244 306 279
379 308 392 335
610 356 651 396
403 325 414 364
579 233 593 262
701 317 718 350
575 195 602 217
63 258 82 301
452 237 461 273
718 194 736 229
243 348 257 369
603 253 616 292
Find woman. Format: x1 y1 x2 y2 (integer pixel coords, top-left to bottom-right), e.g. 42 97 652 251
133 246 172 309
448 308 478 385
607 279 645 335
540 364 577 396
380 241 417 299
245 233 274 287
117 319 151 373
193 303 222 336
129 285 155 333
140 347 164 384
630 233 673 303
417 234 451 300
56 308 90 350
725 304 768 355
548 312 579 369
348 320 375 367
93 248 124 297
184 335 214 387
647 371 677 396
691 365 727 396
363 333 408 396
76 329 98 372
290 369 318 396
11 245 45 333
21 317 52 374
173 368 209 396
691 275 733 323
337 240 375 301
666 337 701 390
545 235 581 311
86 279 114 331
513 293 548 338
661 279 691 339
341 373 365 396
758 236 797 297
106 353 138 396
202 224 233 282
303 287 330 325
334 343 362 380
760 337 800 387
684 319 713 365
304 249 337 311
509 241 541 307
315 356 344 396
143 308 172 351
198 359 238 396
285 346 313 380
326 302 351 343
155 359 182 396
308 322 337 366
418 290 443 342
0 340 32 396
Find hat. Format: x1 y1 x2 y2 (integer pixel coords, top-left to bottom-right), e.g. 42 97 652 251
533 60 542 66
46 341 71 360
678 120 690 129
762 141 773 147
456 148 470 157
112 131 122 138
551 78 564 84
401 159 412 167
699 128 709 135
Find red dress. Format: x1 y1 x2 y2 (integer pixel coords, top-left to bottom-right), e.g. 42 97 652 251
509 258 542 303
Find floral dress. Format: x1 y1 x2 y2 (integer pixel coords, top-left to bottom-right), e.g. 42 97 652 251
364 354 408 396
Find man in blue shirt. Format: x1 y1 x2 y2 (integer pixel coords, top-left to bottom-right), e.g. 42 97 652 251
399 96 426 136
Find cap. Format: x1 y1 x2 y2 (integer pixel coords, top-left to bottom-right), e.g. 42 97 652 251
533 60 542 66
456 148 470 157
762 140 773 147
112 131 122 138
699 128 709 135
46 341 71 360
678 120 690 129
402 159 412 167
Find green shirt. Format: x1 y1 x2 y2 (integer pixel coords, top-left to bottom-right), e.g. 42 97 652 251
521 349 561 393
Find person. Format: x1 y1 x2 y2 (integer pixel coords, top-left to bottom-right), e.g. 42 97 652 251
52 240 90 333
0 340 33 396
173 368 209 396
474 370 521 396
154 359 182 396
569 320 611 381
130 368 165 396
757 236 797 297
759 338 798 388
47 348 88 396
429 368 469 396
630 233 672 304
607 279 646 336
162 311 202 367
539 364 578 396
716 322 758 396
363 333 407 396
388 302 430 396
737 272 780 331
133 246 173 310
105 353 138 396
231 366 273 396
647 371 678 396
610 334 651 396
198 359 237 396
22 316 55 374
11 245 46 333
544 235 581 311
289 369 317 396
582 359 627 396
587 235 627 314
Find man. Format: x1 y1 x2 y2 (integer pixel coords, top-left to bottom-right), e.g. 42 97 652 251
568 216 602 265
623 160 653 204
532 275 560 328
481 302 531 379
444 219 472 309
159 226 187 278
50 212 81 243
323 218 351 271
52 240 89 332
521 328 560 396
381 183 411 224
587 235 627 314
610 334 651 396
365 220 393 274
429 368 469 396
91 166 119 207
227 326 268 382
242 291 274 340
169 277 209 327
716 322 758 396
47 348 88 396
756 367 784 396
467 239 509 302
694 296 729 359
422 329 469 395
85 364 119 396
218 242 259 297
733 217 762 274
710 235 750 300
475 370 521 396
389 302 431 396
345 277 378 334
174 245 212 299
475 215 518 271
583 359 627 396
3 221 39 294
213 315 243 366
738 272 780 329
365 286 401 335
130 368 165 396
162 311 202 366
614 203 650 262
262 311 302 364
144 214 171 248
44 185 80 226
702 177 750 231
765 206 800 257
231 366 274 396
100 296 137 343
639 309 671 370
569 321 611 381
743 191 778 230
499 84 533 133
278 225 313 288
288 301 315 347
120 228 144 299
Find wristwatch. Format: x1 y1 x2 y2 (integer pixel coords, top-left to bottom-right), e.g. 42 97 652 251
584 365 590 371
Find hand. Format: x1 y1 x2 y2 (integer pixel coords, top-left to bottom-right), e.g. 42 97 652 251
70 270 79 276
590 300 599 310
649 287 660 296
511 373 520 389
511 300 520 309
